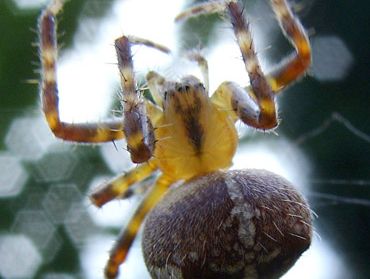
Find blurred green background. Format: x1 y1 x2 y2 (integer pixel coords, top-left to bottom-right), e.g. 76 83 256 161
0 0 369 278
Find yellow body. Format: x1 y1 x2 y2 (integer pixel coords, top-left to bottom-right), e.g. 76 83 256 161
153 80 238 180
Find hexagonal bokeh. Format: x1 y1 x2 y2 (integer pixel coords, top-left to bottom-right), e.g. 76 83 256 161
11 210 56 252
311 35 354 81
42 273 76 279
0 234 42 279
5 115 55 161
33 147 78 183
0 152 28 198
64 203 98 246
42 183 83 224
9 0 48 10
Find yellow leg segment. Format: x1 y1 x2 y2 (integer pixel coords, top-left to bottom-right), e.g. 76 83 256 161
90 159 158 208
104 174 174 279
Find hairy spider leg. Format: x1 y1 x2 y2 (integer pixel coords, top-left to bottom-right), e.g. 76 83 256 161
175 0 311 93
127 35 171 54
115 36 156 163
176 0 311 130
90 159 158 207
39 0 125 142
225 1 278 129
186 50 210 93
268 0 311 92
193 1 277 130
114 35 200 162
104 174 174 279
175 0 227 22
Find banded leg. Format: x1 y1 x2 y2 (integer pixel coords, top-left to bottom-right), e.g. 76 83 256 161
175 0 226 22
39 0 125 143
268 0 311 92
177 0 278 130
115 36 155 163
90 159 158 207
114 35 181 162
175 0 311 93
127 35 171 54
226 1 278 129
104 174 174 279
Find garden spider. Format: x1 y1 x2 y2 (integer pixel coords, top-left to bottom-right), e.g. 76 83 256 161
39 0 312 278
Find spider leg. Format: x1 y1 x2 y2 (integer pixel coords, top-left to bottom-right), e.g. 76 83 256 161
39 0 125 143
104 174 174 279
268 0 311 93
127 35 171 54
186 50 210 93
229 1 280 129
115 36 156 163
90 159 158 207
212 1 278 130
146 71 167 107
175 0 227 22
177 1 277 130
175 0 311 94
178 1 311 129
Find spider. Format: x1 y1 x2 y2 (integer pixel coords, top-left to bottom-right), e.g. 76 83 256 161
39 0 312 278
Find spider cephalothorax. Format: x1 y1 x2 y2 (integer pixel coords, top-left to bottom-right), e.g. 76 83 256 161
39 0 312 278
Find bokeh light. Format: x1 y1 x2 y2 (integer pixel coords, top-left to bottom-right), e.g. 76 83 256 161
42 183 83 224
0 152 28 198
42 273 75 279
11 0 48 10
5 115 54 161
64 203 98 246
33 147 78 182
0 234 42 278
311 35 354 81
11 209 56 252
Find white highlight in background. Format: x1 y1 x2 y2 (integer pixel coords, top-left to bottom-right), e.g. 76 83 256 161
58 0 186 123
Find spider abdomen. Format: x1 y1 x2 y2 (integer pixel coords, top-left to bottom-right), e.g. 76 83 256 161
143 169 312 279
